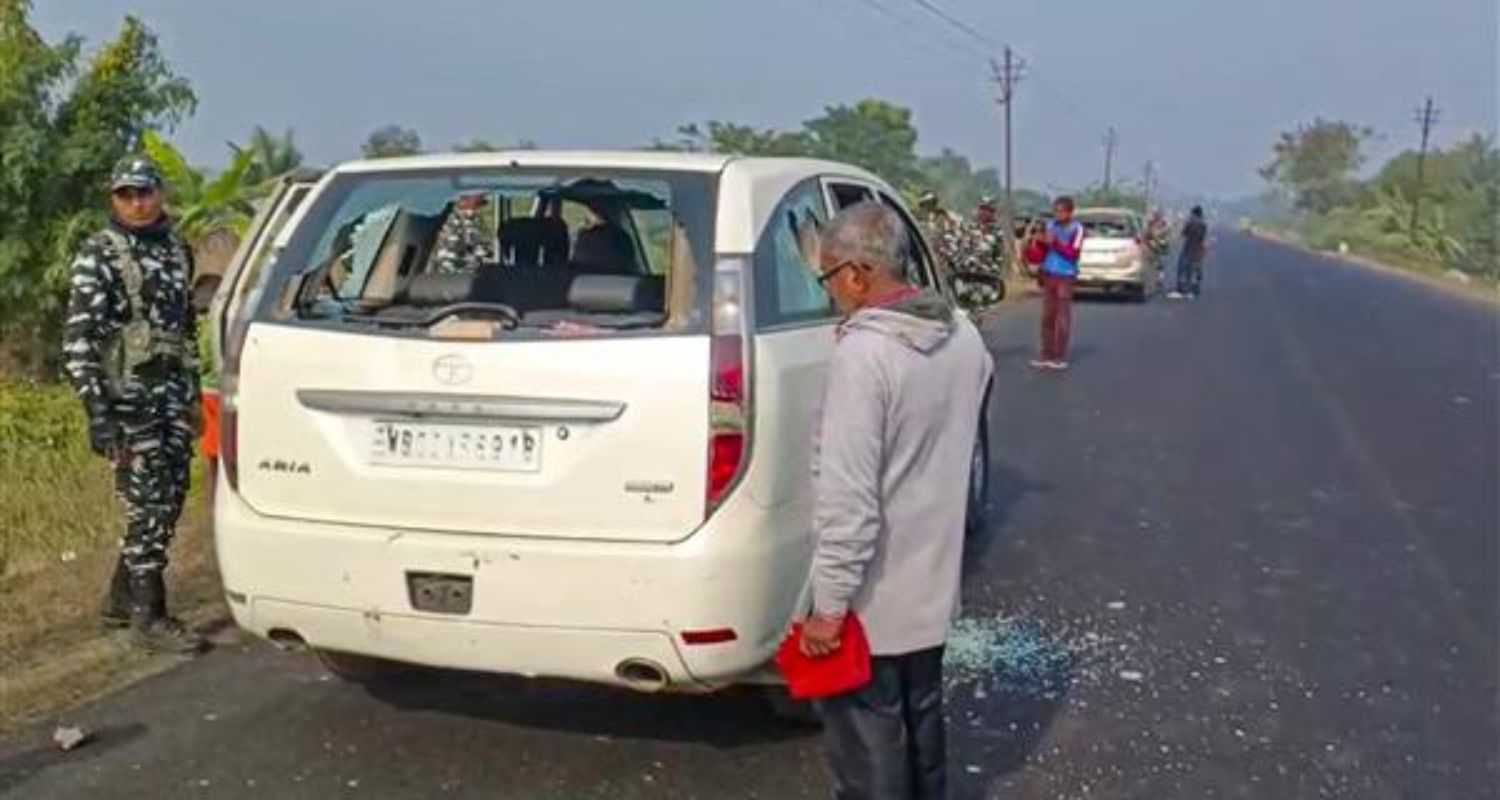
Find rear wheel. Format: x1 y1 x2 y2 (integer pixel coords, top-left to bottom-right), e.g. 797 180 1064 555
315 649 417 686
965 414 991 536
762 686 823 728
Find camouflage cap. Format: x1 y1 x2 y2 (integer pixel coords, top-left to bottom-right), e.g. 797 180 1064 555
977 195 996 208
110 156 163 192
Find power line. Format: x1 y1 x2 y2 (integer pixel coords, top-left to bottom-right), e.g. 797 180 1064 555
847 0 988 62
904 0 1000 49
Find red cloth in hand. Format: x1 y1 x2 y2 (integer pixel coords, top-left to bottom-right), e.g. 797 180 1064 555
775 614 873 700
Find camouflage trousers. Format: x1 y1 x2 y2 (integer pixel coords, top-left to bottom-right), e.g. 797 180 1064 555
111 373 195 577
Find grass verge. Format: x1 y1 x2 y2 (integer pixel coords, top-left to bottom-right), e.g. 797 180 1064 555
1245 226 1499 306
0 379 227 733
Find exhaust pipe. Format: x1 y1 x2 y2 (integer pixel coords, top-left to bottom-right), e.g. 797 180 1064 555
266 628 307 652
615 658 671 693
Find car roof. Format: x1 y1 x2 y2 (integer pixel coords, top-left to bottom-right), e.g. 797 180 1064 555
334 150 883 182
1076 207 1140 218
327 150 895 253
336 150 738 174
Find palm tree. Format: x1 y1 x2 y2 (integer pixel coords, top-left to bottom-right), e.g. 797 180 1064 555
233 126 303 186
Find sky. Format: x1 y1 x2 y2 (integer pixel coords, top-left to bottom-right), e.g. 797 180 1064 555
33 0 1499 198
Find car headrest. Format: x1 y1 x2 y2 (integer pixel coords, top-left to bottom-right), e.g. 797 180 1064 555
572 224 637 274
567 274 665 314
499 217 569 267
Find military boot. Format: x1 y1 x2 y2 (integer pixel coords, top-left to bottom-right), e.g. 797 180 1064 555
100 555 131 629
126 571 205 655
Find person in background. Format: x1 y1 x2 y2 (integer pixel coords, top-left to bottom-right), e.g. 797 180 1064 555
803 201 994 800
432 192 493 273
1172 206 1209 299
194 278 221 521
61 157 205 655
1146 209 1171 291
1030 196 1084 370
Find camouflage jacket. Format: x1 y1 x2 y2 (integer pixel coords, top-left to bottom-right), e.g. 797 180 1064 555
432 208 494 274
923 214 1005 276
62 222 200 413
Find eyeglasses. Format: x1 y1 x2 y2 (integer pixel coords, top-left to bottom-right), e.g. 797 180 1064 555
817 260 868 285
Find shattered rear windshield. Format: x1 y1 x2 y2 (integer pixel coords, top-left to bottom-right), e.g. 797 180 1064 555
254 167 716 336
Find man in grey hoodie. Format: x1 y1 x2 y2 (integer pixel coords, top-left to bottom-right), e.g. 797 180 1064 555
802 202 994 799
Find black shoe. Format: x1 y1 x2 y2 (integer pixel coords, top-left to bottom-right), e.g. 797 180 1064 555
126 572 205 655
100 555 131 630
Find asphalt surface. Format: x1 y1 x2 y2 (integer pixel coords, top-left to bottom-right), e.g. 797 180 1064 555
3 233 1496 799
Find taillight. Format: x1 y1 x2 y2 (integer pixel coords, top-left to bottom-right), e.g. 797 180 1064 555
707 258 751 516
219 315 247 493
221 393 240 491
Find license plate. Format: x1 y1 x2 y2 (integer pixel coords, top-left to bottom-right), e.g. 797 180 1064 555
369 421 542 472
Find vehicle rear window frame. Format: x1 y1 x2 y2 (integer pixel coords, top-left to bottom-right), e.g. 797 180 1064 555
249 165 718 341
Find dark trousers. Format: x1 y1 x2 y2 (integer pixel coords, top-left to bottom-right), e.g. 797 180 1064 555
819 646 947 800
112 377 194 576
1039 274 1075 361
1176 249 1204 295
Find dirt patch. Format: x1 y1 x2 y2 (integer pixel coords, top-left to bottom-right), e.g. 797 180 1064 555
0 512 230 734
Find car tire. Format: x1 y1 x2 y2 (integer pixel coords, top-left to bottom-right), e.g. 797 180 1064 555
315 649 417 686
965 411 991 537
762 686 823 728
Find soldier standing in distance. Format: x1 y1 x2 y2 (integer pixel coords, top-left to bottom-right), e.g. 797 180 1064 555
432 192 494 273
62 157 206 655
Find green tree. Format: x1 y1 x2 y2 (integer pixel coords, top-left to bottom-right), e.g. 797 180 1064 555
361 125 422 159
1259 118 1373 214
1073 183 1148 212
0 1 196 372
142 131 256 244
669 122 812 156
917 148 1002 212
803 99 921 190
452 137 539 153
233 125 303 186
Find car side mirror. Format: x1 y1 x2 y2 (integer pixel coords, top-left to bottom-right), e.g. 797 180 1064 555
191 273 222 315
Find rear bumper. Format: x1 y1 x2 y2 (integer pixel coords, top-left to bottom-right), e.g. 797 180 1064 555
214 484 812 690
1077 263 1145 289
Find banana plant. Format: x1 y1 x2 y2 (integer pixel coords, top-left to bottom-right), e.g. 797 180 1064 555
141 130 256 244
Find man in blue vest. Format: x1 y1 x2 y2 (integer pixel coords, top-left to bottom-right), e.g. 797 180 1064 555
1029 196 1085 370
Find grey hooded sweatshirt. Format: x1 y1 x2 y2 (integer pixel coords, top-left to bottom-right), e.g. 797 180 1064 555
811 291 994 656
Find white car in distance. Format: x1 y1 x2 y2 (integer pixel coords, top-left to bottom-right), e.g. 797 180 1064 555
205 151 996 700
1076 206 1156 300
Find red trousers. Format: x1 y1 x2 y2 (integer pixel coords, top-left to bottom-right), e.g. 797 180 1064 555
1040 274 1075 361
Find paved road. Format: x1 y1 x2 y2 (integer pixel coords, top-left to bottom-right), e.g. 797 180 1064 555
3 233 1496 799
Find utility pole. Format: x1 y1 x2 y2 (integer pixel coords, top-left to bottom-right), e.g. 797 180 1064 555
990 48 1025 229
990 47 1025 270
1102 127 1118 193
1142 160 1157 212
1410 96 1440 236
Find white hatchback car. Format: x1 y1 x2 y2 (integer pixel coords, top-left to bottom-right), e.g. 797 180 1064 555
208 151 994 694
1075 206 1156 299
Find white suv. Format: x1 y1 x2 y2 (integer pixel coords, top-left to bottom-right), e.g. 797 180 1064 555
209 151 993 693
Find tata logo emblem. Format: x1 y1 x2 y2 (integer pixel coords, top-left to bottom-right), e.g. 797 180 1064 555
432 354 474 386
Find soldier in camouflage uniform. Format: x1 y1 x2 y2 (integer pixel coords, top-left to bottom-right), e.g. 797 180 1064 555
918 192 1005 307
432 192 494 273
62 157 205 655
